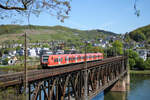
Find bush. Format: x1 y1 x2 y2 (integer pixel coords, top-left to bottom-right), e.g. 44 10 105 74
129 58 136 69
2 58 9 65
134 57 146 70
125 49 139 70
145 58 150 69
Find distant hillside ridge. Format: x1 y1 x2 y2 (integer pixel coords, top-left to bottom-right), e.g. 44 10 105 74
0 24 117 43
129 24 150 42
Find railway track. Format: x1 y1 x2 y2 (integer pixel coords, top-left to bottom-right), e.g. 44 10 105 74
0 56 127 88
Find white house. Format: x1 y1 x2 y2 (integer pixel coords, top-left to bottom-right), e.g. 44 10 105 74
28 48 37 57
136 44 145 48
8 50 17 56
42 48 49 51
35 47 41 56
136 49 147 61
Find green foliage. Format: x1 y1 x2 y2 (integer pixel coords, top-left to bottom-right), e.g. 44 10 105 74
148 40 150 44
112 40 123 55
106 47 114 57
42 44 49 48
145 58 150 69
2 58 9 65
127 49 150 70
0 25 23 35
134 57 146 70
87 45 104 53
130 32 146 42
0 25 117 44
16 46 21 51
124 33 131 43
125 49 139 69
0 49 4 57
129 58 136 69
129 24 150 42
4 48 9 54
127 49 139 59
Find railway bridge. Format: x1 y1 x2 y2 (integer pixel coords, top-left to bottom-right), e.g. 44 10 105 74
0 56 129 100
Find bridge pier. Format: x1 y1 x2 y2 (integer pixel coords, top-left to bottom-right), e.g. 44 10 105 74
110 73 130 92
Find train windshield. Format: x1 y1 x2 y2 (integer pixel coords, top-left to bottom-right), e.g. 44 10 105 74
42 56 49 62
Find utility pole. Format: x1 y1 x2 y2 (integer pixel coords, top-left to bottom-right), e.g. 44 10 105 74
24 32 28 99
84 41 88 100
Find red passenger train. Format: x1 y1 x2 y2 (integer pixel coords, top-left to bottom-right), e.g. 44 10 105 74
40 53 103 68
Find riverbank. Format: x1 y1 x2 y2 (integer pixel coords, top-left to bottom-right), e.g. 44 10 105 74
130 70 150 75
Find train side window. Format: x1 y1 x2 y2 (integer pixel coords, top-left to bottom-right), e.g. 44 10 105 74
54 58 57 62
65 57 67 61
82 56 84 59
69 57 71 61
78 56 80 60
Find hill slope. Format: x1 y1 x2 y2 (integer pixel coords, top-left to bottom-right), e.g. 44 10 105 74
129 25 150 42
0 25 117 43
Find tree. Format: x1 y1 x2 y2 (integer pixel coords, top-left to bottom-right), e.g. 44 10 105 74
0 0 71 22
2 58 9 65
88 46 104 53
129 58 136 69
127 49 139 59
134 57 146 70
16 46 21 51
112 40 123 56
124 33 131 43
42 44 49 48
0 49 4 57
125 49 139 69
145 58 150 69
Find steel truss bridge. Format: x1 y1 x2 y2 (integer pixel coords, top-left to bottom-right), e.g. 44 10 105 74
0 56 128 100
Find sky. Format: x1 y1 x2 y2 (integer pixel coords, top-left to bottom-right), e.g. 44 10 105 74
0 0 150 34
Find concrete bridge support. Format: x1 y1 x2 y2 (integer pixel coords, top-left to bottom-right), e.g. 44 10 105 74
111 73 130 92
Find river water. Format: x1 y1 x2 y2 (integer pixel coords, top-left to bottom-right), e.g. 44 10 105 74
93 74 150 100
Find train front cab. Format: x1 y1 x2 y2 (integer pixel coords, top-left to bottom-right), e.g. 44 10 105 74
41 55 49 68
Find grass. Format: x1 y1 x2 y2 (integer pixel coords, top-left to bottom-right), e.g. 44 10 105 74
130 70 150 74
0 64 41 72
0 87 26 100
